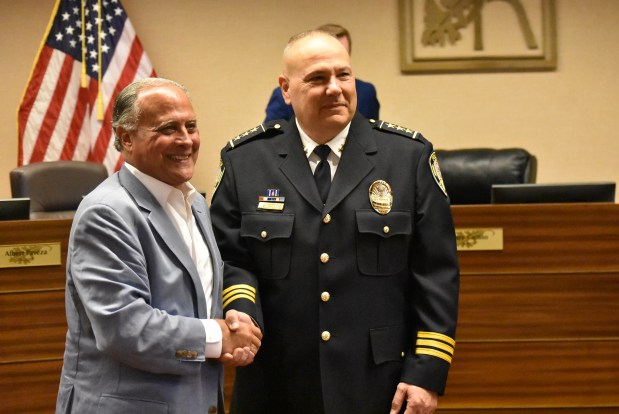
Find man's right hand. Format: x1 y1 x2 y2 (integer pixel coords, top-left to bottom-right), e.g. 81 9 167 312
216 310 262 366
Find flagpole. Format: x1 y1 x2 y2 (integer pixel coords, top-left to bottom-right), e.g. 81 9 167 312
81 0 87 87
96 0 104 120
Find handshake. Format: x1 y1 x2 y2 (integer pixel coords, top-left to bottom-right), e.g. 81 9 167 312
216 310 263 367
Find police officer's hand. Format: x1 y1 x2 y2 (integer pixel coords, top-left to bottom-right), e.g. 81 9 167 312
217 310 262 366
390 383 437 414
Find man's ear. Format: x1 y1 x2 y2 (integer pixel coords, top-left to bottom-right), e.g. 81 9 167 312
279 74 291 105
117 127 133 152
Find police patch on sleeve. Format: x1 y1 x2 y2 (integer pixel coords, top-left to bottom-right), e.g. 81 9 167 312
213 158 225 193
429 152 447 197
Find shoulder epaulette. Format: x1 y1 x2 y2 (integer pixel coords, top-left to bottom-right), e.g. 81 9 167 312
369 118 419 140
225 121 286 150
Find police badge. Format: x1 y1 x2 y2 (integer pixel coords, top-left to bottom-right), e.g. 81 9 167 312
369 180 393 215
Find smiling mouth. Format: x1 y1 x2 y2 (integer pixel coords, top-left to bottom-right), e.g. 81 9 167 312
168 154 192 161
324 103 346 109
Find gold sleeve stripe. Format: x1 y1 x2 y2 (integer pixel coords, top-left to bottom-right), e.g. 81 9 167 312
223 284 256 296
223 293 256 309
223 286 255 299
416 339 454 355
223 288 255 304
417 331 456 347
416 348 453 364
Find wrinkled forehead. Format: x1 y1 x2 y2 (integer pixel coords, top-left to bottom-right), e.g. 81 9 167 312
283 34 351 76
137 85 195 123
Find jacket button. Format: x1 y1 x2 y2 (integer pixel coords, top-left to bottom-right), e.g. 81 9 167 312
261 230 267 239
320 253 329 263
321 331 331 341
208 406 218 414
321 291 330 302
383 226 390 234
323 213 331 224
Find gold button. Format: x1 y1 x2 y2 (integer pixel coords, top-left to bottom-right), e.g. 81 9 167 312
383 226 390 234
401 351 405 358
274 123 281 129
261 230 267 239
323 213 331 224
208 406 218 414
320 253 329 263
321 331 331 341
321 291 330 302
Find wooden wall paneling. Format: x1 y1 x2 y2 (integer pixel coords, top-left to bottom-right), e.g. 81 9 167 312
440 341 619 408
452 204 619 274
0 360 64 413
0 219 70 414
458 272 619 340
2 204 618 413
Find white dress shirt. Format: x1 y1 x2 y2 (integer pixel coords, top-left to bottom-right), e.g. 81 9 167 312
296 118 351 179
125 163 222 358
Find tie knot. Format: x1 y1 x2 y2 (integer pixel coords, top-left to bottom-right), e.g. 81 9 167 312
313 145 331 161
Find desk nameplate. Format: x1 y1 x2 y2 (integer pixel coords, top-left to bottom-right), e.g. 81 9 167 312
456 228 503 251
0 243 62 268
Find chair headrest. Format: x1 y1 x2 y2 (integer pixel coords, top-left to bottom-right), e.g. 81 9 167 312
435 148 537 205
10 161 108 212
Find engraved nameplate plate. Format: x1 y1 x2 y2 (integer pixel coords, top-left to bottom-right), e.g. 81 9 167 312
455 228 503 251
0 243 62 268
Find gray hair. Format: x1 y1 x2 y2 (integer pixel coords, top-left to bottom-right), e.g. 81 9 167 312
283 29 339 56
112 77 189 151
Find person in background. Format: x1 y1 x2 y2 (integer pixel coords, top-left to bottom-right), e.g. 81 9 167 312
56 78 262 414
263 23 380 122
210 31 459 414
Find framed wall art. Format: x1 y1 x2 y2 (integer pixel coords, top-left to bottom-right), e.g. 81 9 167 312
399 0 557 73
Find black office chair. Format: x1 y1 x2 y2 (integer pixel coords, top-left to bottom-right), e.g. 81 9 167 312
10 160 108 219
435 148 537 205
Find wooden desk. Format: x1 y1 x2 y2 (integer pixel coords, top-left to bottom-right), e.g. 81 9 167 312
2 204 618 413
0 219 71 413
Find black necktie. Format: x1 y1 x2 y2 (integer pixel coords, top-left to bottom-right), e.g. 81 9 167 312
313 145 332 203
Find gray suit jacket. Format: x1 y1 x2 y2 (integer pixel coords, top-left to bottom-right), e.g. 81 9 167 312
56 165 225 414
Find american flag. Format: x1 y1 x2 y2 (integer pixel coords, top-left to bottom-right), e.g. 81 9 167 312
17 0 156 173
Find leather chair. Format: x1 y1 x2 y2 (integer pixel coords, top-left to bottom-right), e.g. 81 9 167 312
435 148 537 205
10 160 108 219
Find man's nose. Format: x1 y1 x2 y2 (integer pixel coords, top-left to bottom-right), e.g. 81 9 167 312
175 129 192 144
325 76 342 95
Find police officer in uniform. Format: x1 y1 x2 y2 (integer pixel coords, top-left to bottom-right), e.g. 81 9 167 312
210 30 459 414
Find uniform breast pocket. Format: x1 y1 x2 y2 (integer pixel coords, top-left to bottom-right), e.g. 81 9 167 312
355 210 412 276
240 213 294 279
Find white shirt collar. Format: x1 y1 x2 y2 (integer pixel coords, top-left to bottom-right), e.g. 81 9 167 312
124 163 197 209
296 118 351 159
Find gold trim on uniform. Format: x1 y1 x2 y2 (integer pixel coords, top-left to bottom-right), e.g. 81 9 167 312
369 180 393 215
415 331 456 364
213 158 225 193
222 284 256 308
429 152 448 197
416 348 453 363
374 120 417 138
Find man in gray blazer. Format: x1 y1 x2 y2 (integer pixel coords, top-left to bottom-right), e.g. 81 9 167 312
56 78 262 414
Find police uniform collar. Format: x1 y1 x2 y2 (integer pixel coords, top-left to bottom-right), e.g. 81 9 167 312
296 117 350 159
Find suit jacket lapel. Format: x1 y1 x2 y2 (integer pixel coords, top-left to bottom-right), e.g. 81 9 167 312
193 199 223 318
278 125 324 213
326 115 376 211
118 166 209 318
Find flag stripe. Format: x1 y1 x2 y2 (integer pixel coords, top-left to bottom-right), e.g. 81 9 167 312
18 0 155 174
91 33 144 163
29 52 75 163
45 62 85 161
60 78 91 160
